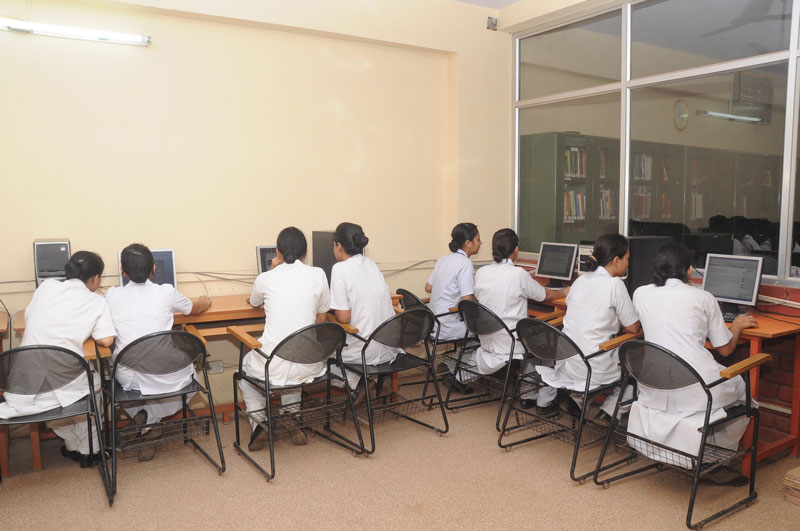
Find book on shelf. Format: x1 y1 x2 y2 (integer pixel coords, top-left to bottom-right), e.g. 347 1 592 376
661 192 672 219
662 164 669 182
691 191 703 219
632 185 651 219
633 153 653 181
600 150 606 179
563 146 587 178
563 189 586 221
599 188 616 219
762 170 772 186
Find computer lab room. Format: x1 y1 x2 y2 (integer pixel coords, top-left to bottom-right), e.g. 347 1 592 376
1 0 799 529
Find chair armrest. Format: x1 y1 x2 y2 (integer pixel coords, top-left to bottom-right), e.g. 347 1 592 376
96 343 112 358
537 309 565 321
449 307 458 312
183 324 208 345
599 331 643 352
720 353 773 379
227 325 262 350
325 313 360 335
547 316 564 327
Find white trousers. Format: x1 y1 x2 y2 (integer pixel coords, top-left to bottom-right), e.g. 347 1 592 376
123 396 193 425
520 360 557 406
47 393 102 456
239 379 301 431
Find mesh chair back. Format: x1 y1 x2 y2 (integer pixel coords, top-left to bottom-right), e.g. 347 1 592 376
271 322 346 364
396 288 426 311
116 331 205 375
458 300 506 336
619 340 704 390
0 345 88 395
368 308 434 349
517 318 583 362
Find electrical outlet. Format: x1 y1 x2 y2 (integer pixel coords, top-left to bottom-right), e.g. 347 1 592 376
208 361 224 374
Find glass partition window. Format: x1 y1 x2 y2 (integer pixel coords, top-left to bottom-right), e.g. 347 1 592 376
629 64 787 272
519 10 620 101
518 93 621 252
632 0 791 78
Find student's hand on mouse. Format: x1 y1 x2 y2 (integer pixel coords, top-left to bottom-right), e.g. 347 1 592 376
732 313 757 331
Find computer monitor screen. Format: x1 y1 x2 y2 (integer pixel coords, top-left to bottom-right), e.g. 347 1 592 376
535 242 578 282
577 244 594 275
702 253 763 306
34 240 71 286
119 249 177 288
256 245 277 274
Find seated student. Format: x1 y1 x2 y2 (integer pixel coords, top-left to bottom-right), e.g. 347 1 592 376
471 229 568 414
535 234 640 420
329 222 398 401
426 222 481 394
240 227 330 450
0 251 115 468
105 243 212 461
630 242 756 483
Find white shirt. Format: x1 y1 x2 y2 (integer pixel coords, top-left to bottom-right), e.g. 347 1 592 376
427 249 474 340
540 266 638 389
245 261 331 386
105 280 194 394
0 279 115 417
330 255 398 365
472 260 546 373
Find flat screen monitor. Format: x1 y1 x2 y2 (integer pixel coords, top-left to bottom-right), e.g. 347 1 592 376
577 244 594 276
535 242 578 282
702 253 763 307
119 248 177 288
34 239 71 286
256 245 277 274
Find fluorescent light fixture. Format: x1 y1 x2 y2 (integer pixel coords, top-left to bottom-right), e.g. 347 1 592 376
0 17 150 46
696 110 762 123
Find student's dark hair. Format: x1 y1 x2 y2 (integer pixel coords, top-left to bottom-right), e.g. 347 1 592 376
585 233 628 272
333 222 369 256
120 243 155 284
653 242 692 287
448 222 479 253
492 228 519 263
277 226 307 264
64 251 105 283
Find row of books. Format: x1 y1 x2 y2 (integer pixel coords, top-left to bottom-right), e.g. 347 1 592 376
564 146 588 178
563 189 586 221
690 191 704 219
633 153 653 181
631 185 651 219
598 188 616 219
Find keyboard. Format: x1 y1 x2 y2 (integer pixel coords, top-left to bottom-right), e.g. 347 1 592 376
722 311 743 323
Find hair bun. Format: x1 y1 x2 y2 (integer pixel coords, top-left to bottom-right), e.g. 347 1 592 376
356 233 369 248
448 240 459 253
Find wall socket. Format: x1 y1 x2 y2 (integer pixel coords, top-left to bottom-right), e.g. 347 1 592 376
208 361 224 374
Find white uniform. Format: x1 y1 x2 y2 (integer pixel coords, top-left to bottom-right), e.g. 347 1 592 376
0 279 115 455
536 266 638 414
240 261 330 428
473 259 556 406
629 279 751 467
330 255 398 387
427 249 474 341
105 280 194 424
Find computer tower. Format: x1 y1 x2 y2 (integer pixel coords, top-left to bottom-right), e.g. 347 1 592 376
312 231 337 284
624 236 672 297
33 239 71 287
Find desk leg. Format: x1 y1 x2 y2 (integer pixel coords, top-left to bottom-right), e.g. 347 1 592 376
30 423 42 472
741 338 763 475
792 334 800 457
0 425 9 478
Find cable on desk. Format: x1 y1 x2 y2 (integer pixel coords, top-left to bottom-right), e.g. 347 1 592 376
752 307 800 325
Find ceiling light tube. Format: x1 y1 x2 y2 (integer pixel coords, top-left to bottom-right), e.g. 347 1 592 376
696 110 762 123
0 17 150 46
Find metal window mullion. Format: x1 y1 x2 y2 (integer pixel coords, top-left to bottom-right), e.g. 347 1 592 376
513 37 521 233
777 0 800 279
515 82 622 110
620 3 631 235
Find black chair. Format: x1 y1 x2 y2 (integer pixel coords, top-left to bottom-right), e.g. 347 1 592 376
343 307 448 455
110 331 225 494
0 345 113 505
499 318 633 483
445 299 527 431
594 340 770 529
231 322 363 480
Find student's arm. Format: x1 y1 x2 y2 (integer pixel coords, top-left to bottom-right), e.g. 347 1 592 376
334 309 351 324
316 312 328 324
189 295 212 315
95 336 115 348
461 294 476 302
716 314 757 357
425 282 433 293
542 286 569 303
622 320 641 334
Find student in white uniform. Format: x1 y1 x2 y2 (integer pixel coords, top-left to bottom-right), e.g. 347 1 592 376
472 229 568 413
240 227 331 450
0 251 115 468
426 222 481 394
535 234 640 420
630 242 756 483
105 243 212 461
329 222 398 401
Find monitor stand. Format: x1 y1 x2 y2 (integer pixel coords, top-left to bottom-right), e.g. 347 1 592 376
546 279 565 288
721 302 740 315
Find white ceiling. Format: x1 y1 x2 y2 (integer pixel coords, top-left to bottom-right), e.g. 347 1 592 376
454 0 522 8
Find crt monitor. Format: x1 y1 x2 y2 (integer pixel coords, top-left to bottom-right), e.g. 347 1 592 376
702 253 763 309
535 242 578 283
119 248 177 288
312 231 337 284
34 239 71 286
256 245 277 274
